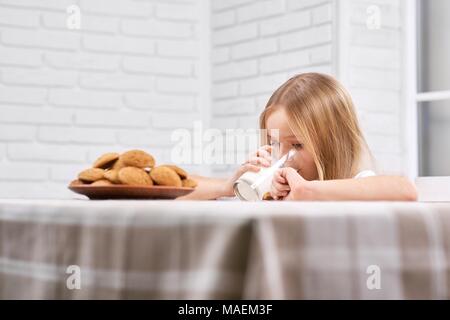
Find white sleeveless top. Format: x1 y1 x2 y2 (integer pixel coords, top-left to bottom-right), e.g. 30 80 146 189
353 170 376 179
353 145 377 179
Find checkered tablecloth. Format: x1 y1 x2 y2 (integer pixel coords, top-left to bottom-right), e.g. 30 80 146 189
1 199 449 299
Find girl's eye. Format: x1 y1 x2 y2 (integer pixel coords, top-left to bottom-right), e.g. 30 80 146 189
269 140 279 147
292 143 303 150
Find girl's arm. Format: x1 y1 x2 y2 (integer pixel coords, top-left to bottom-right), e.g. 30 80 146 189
302 176 418 201
271 168 418 201
177 161 264 200
176 175 229 200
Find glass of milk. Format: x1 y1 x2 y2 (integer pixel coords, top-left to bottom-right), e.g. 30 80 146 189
233 147 297 201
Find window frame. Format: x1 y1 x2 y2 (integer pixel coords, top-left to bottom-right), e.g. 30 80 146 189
406 0 450 179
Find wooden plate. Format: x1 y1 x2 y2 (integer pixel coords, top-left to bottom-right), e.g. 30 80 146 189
68 182 195 200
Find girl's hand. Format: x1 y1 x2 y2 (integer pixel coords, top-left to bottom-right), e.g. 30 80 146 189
271 167 307 200
243 144 273 167
222 145 273 197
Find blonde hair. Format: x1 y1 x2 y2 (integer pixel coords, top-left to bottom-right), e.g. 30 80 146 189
260 73 373 180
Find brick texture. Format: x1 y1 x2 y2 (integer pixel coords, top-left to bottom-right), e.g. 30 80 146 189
343 0 404 174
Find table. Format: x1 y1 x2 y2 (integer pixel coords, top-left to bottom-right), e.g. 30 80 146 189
1 199 449 299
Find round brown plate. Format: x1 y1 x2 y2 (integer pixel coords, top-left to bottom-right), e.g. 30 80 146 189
68 182 195 200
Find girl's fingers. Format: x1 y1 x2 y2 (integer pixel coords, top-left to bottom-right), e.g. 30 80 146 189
271 180 290 194
273 171 287 184
270 185 289 200
279 167 303 184
278 168 306 200
272 180 290 192
257 148 272 163
259 145 273 154
247 156 271 167
250 145 272 160
271 170 290 200
273 190 289 197
241 164 261 174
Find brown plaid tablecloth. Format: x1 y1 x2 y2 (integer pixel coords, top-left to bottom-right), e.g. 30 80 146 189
1 199 449 299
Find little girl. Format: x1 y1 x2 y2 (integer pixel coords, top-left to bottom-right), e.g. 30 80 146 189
183 73 417 201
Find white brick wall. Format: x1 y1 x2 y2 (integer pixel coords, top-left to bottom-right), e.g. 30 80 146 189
0 0 205 198
339 0 405 174
0 0 410 198
210 0 335 174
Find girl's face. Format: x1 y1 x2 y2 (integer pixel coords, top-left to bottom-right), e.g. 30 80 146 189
266 108 319 181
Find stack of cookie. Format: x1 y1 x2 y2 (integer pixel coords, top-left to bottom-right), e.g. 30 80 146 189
74 150 197 188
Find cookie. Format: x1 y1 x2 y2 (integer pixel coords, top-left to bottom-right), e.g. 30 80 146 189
78 168 104 183
150 166 182 187
262 192 274 201
93 152 120 169
118 167 153 186
91 179 114 186
161 164 188 179
120 150 155 169
104 169 121 184
181 178 197 188
112 158 125 170
70 179 85 186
